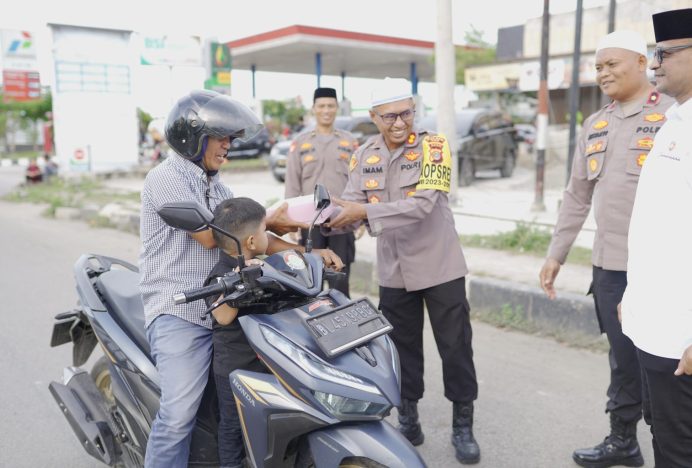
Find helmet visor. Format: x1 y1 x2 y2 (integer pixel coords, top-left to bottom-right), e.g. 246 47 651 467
197 95 263 143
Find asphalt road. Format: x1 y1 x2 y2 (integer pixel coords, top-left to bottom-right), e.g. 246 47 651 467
0 167 654 467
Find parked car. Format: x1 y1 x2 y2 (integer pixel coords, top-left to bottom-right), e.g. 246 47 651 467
418 109 518 186
268 116 380 183
226 127 274 159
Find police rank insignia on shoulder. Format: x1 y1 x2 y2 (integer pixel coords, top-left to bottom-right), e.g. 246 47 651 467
644 113 664 123
407 133 417 145
416 135 451 193
593 120 608 130
366 155 381 165
349 154 358 172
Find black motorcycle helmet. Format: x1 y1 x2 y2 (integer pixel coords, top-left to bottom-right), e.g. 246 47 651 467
165 90 263 161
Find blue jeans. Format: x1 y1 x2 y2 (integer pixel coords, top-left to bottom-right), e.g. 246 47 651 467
144 314 213 468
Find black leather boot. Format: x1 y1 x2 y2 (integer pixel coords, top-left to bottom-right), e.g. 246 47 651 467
451 402 480 464
572 414 644 467
397 399 424 446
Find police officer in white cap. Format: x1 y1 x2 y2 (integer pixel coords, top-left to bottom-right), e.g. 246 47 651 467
326 77 480 464
538 31 674 467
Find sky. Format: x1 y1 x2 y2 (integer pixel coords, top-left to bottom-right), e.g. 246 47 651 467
0 0 617 117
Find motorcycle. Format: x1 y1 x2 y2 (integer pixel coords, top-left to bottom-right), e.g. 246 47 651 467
49 185 426 468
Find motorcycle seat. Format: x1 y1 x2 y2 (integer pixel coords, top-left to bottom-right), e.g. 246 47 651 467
95 269 150 357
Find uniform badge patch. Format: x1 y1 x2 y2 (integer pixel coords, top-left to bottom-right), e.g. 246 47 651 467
407 133 417 145
300 142 313 150
593 120 608 130
406 190 416 197
339 140 350 147
589 158 598 173
368 195 380 204
366 155 381 165
636 137 654 150
416 134 451 193
339 153 350 160
586 141 604 154
644 113 664 123
303 155 315 163
365 179 379 189
637 153 647 167
404 151 420 161
349 154 358 172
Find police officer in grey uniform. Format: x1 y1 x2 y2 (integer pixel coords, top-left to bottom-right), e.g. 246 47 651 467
326 78 480 465
285 87 359 295
538 31 674 468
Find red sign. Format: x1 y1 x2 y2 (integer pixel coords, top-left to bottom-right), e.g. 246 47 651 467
74 149 85 160
3 70 40 102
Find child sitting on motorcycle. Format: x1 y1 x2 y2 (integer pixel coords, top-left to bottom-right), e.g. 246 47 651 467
205 197 270 468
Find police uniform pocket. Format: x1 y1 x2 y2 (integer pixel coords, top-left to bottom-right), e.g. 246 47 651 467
626 135 653 176
360 175 386 204
584 139 607 180
399 165 421 198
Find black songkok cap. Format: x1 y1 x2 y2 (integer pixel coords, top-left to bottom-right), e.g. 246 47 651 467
313 87 337 102
653 8 692 42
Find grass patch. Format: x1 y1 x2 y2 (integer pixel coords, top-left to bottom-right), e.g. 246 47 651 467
221 157 268 172
3 177 140 216
460 222 592 266
0 150 41 160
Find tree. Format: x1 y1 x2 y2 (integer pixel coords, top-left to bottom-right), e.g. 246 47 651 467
0 92 53 153
455 25 496 85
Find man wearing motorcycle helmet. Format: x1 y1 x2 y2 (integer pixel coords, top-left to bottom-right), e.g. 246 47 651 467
139 90 342 468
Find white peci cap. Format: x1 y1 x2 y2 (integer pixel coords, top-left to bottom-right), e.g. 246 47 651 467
371 77 413 108
596 30 648 56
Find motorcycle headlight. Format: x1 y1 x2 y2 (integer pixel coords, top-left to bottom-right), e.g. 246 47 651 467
261 325 381 395
313 391 391 418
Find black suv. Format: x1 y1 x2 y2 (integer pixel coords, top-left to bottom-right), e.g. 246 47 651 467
226 127 274 159
418 109 517 186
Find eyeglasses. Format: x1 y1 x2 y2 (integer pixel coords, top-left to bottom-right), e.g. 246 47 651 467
374 108 416 125
654 44 692 64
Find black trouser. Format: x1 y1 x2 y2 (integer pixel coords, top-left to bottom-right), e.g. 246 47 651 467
379 277 478 403
300 228 355 297
590 267 642 423
638 349 692 468
213 323 267 467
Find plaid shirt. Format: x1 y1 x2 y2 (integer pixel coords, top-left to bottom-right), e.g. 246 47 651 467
139 155 233 329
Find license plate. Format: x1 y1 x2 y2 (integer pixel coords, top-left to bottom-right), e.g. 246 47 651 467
304 298 392 357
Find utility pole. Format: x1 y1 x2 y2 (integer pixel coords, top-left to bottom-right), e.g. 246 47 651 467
607 0 616 33
436 0 458 203
533 0 550 212
600 0 617 106
566 0 584 183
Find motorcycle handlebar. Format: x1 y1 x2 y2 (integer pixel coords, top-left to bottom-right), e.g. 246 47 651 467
173 275 239 305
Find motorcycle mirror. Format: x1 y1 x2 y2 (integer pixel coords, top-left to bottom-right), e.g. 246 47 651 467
314 184 331 210
306 184 331 253
158 201 213 232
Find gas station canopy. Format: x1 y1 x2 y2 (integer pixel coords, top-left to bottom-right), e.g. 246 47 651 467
227 25 435 82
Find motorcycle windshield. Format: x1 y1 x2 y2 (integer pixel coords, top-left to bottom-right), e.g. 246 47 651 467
264 250 314 289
